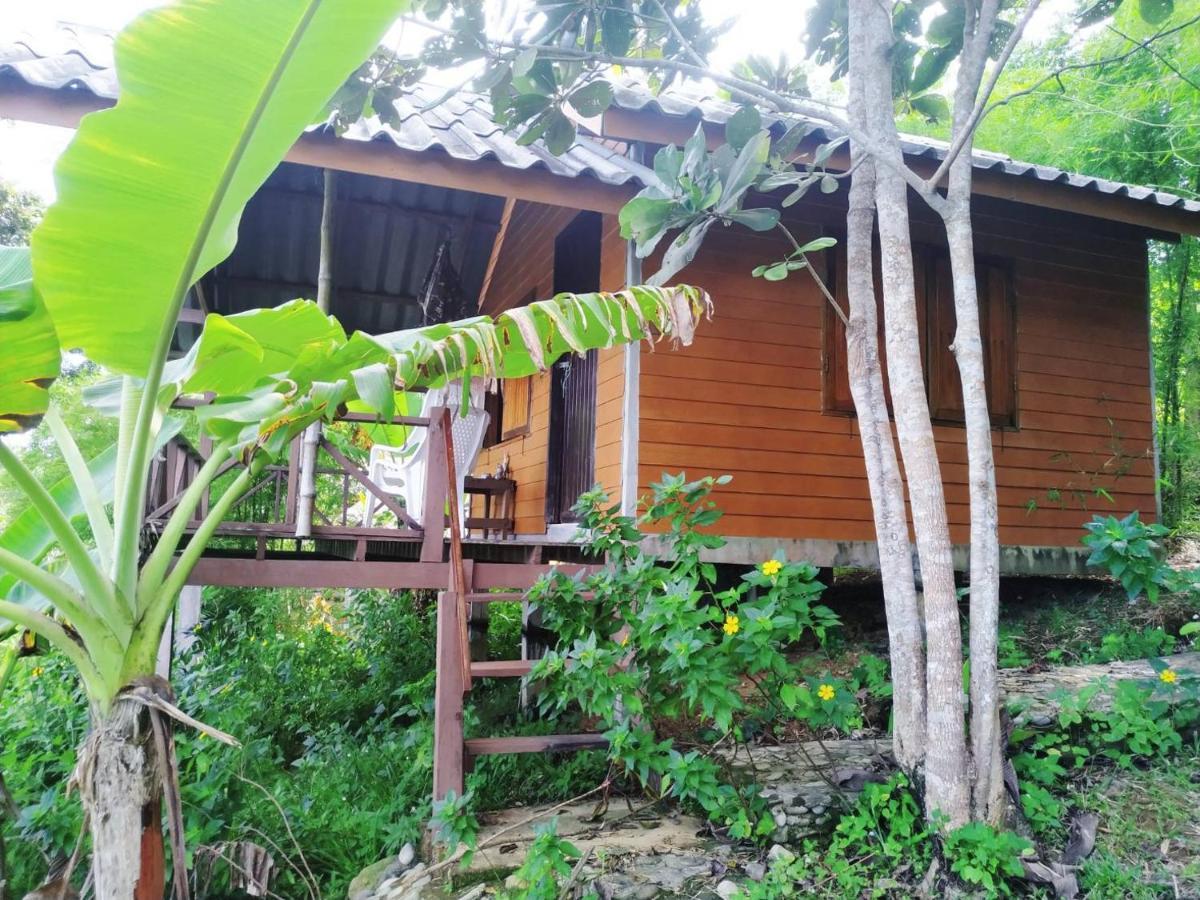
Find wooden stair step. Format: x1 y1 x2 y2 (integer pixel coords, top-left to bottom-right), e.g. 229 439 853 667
464 734 609 756
470 659 533 678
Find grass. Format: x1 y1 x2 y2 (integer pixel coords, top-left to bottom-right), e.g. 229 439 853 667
1074 748 1200 898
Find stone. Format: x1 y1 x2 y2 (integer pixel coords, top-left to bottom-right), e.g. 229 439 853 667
767 844 792 864
772 809 788 828
744 861 766 882
455 886 487 900
347 856 399 899
716 879 741 899
397 843 416 869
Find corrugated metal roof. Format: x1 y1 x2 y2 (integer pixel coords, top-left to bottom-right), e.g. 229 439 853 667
4 22 1197 219
608 81 1200 217
0 22 651 188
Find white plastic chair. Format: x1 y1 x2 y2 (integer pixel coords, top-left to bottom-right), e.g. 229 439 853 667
364 382 490 530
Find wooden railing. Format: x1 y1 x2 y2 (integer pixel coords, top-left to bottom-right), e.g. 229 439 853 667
144 411 458 563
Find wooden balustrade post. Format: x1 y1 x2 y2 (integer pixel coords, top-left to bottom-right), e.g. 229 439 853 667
433 589 466 802
420 408 450 564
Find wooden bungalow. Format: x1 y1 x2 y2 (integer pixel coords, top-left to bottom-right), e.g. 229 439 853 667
5 20 1200 800
5 24 1200 586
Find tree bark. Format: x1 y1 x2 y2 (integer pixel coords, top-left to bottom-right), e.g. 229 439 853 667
844 10 926 774
854 0 970 826
83 698 162 900
941 0 1005 823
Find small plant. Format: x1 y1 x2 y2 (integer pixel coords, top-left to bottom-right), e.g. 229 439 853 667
499 819 582 900
941 822 1031 896
1090 624 1176 663
1082 511 1174 602
429 789 480 864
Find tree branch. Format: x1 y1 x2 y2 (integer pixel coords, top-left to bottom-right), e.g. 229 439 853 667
927 0 1044 190
981 11 1200 126
407 17 940 203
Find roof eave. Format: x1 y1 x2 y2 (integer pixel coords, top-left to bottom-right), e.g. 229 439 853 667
600 105 1200 239
0 78 635 215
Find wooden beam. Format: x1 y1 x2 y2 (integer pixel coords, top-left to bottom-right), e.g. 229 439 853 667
0 81 633 214
184 557 589 589
433 591 466 802
464 734 608 755
478 196 516 312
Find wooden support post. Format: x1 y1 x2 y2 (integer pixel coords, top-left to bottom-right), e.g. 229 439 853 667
420 409 450 564
433 590 466 802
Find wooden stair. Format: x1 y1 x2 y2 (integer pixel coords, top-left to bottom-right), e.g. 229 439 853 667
433 563 603 803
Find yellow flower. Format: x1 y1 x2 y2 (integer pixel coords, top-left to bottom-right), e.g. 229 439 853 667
723 615 740 636
761 559 783 577
1160 668 1178 684
620 633 630 647
30 666 44 679
817 683 836 702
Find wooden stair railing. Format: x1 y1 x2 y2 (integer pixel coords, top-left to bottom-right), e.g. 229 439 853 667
430 411 607 800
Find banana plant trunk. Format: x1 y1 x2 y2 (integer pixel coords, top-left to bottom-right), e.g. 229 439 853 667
83 697 165 900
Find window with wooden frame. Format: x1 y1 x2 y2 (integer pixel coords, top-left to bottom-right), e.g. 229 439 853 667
483 376 533 447
823 241 1017 428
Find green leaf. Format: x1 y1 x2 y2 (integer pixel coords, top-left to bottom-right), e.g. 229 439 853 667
542 109 577 155
716 130 771 214
1138 0 1173 22
909 93 951 123
725 105 762 153
568 80 613 118
0 247 59 433
32 0 406 377
910 46 956 95
726 208 780 232
650 219 714 286
600 7 634 56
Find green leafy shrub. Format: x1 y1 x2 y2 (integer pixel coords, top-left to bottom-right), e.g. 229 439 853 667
499 819 581 900
527 473 842 841
1090 624 1176 663
735 774 933 898
941 822 1031 896
1082 511 1174 601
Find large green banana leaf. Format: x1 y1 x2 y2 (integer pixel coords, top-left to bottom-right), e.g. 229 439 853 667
182 285 711 456
31 0 408 378
0 247 59 432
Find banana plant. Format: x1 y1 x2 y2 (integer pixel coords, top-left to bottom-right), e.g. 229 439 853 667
0 1 709 896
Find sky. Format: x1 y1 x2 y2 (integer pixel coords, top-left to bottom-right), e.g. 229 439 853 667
0 0 1075 202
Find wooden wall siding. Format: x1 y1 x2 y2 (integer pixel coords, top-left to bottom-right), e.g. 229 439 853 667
635 193 1157 549
478 199 580 315
594 214 629 502
472 198 574 532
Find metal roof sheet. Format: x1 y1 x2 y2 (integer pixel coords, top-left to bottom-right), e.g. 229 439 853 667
607 81 1200 217
4 22 1197 219
0 22 652 188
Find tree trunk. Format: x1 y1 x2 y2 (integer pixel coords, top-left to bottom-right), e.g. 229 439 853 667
941 1 1007 824
844 13 926 774
854 0 970 826
82 697 163 900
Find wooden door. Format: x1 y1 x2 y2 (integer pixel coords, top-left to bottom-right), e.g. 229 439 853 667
546 212 602 524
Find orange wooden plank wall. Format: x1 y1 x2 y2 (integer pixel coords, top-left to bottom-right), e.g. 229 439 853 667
472 204 628 533
635 194 1158 549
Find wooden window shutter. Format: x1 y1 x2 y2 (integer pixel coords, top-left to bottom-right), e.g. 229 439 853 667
981 260 1017 426
823 240 928 416
926 254 1016 427
500 376 532 439
823 242 855 414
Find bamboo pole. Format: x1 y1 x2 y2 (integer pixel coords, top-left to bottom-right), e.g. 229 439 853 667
296 169 336 538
